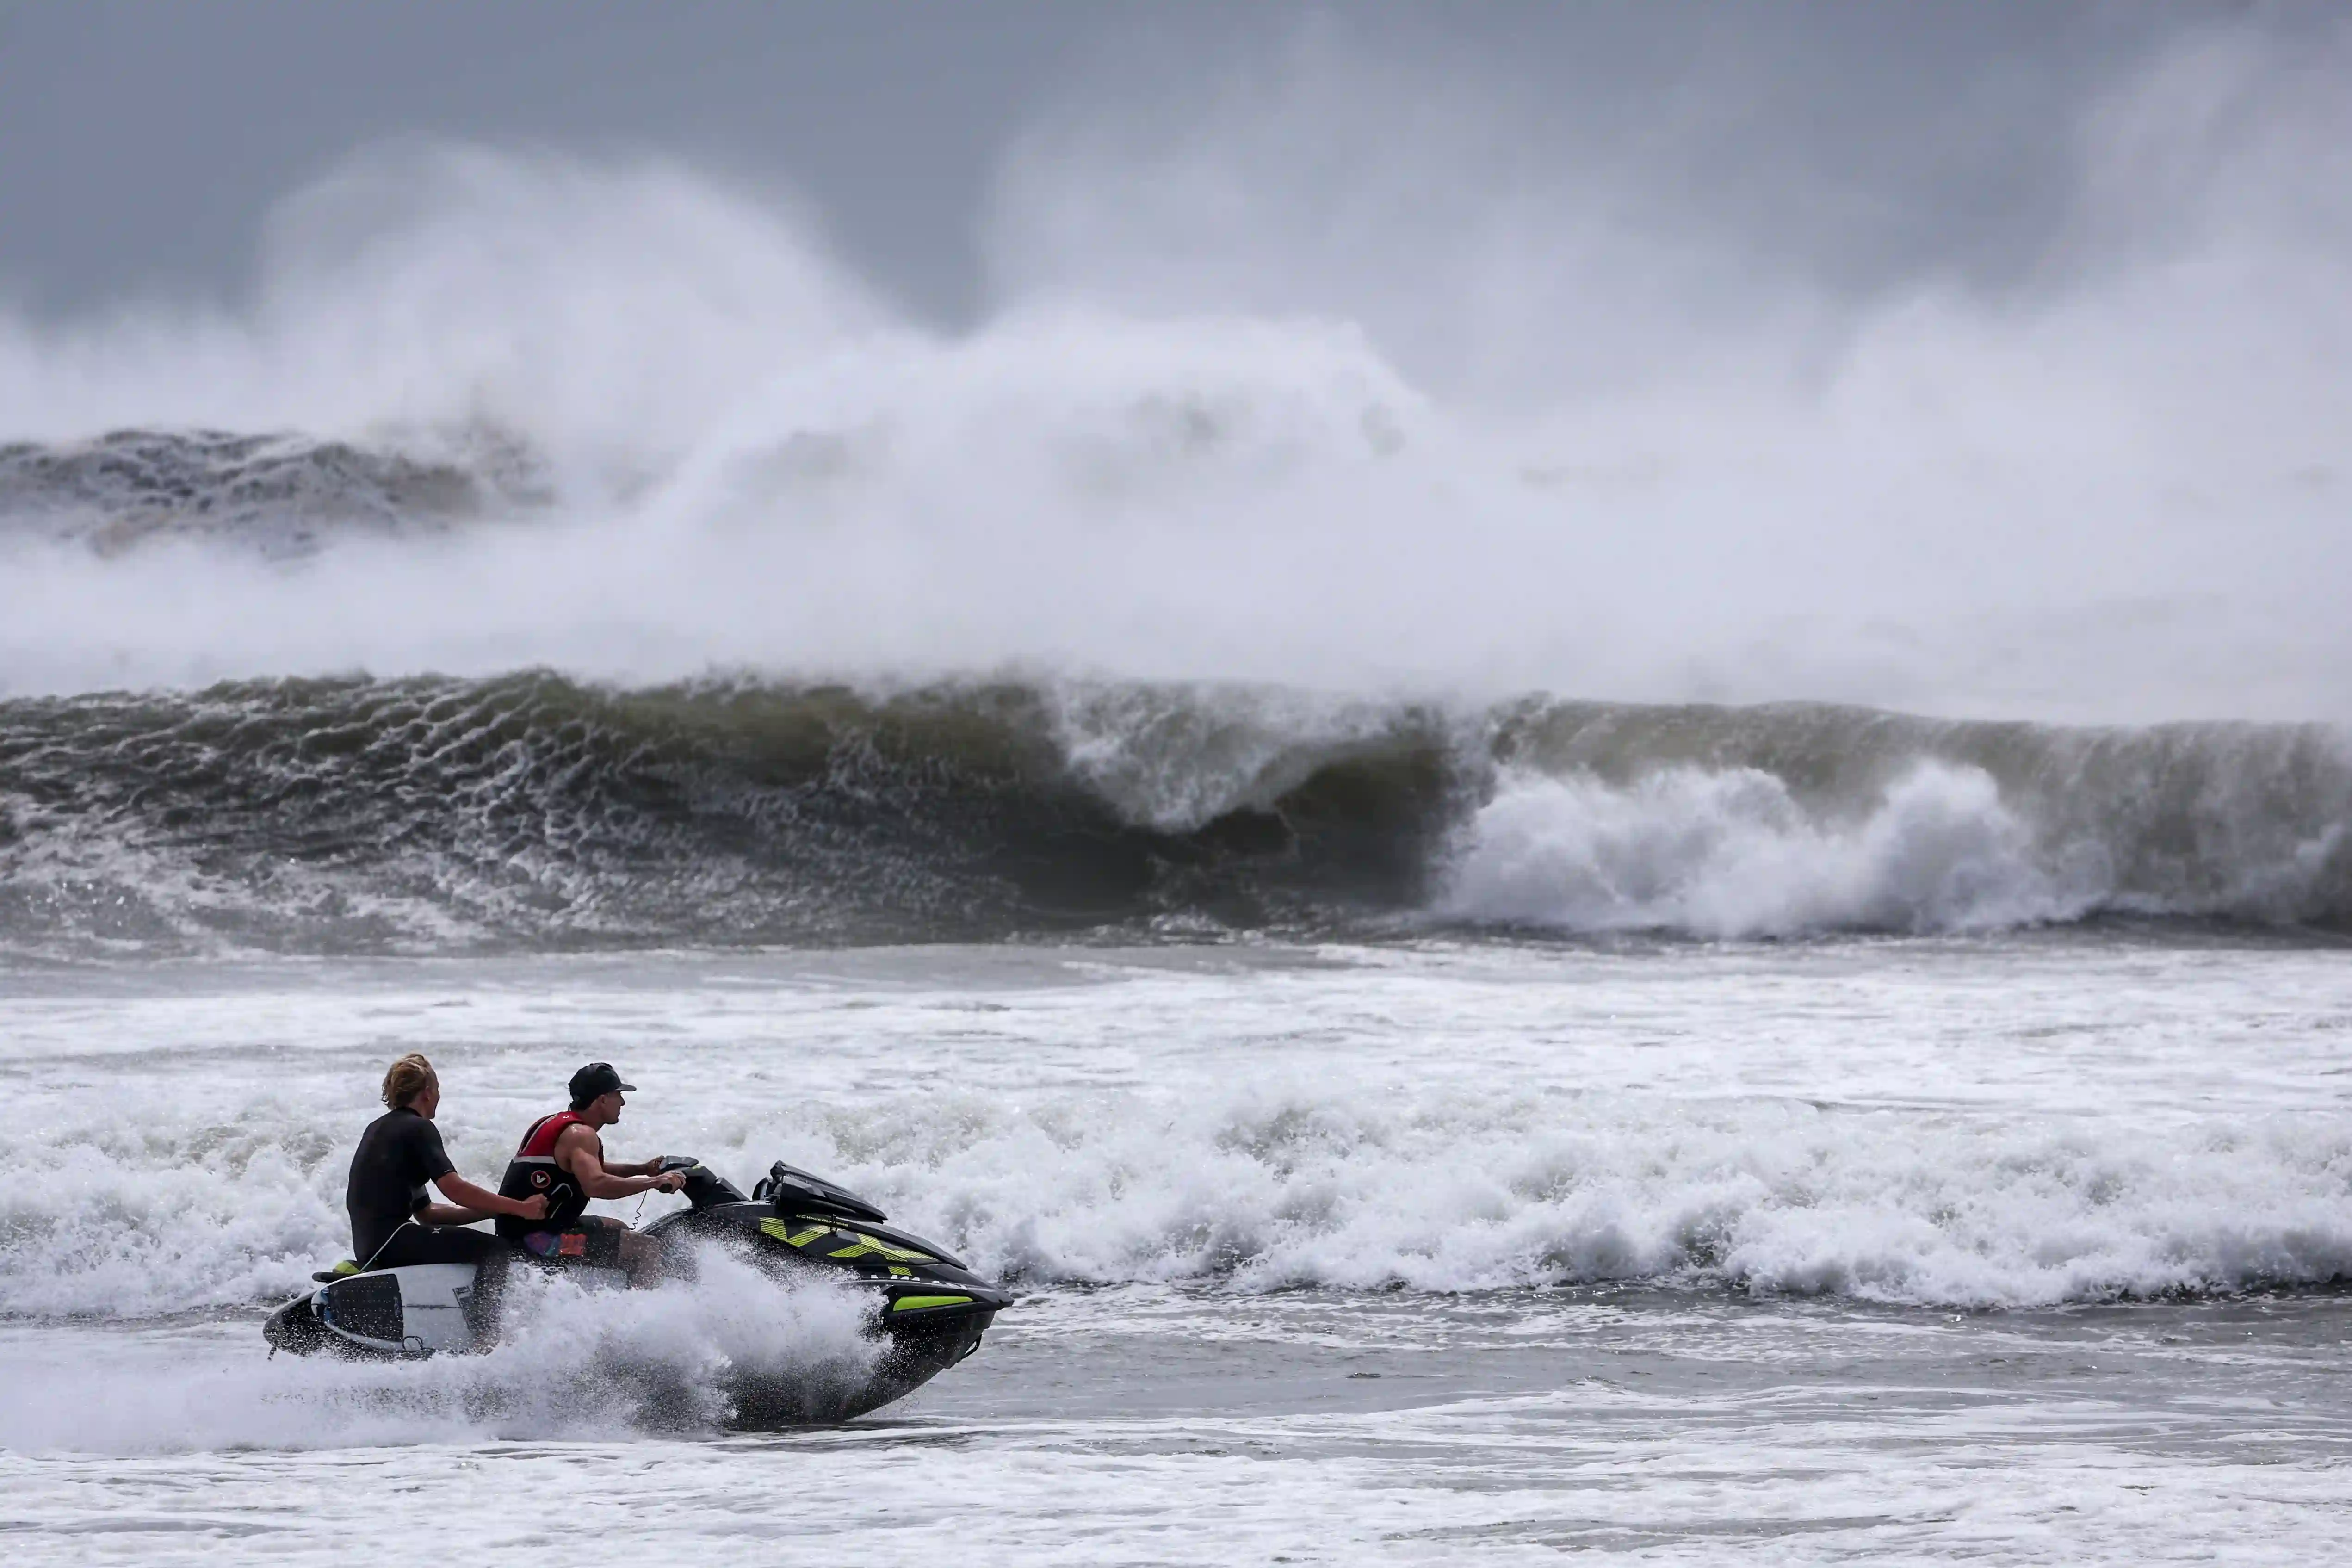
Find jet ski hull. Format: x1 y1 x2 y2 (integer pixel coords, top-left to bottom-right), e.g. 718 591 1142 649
262 1158 1011 1423
646 1199 1007 1420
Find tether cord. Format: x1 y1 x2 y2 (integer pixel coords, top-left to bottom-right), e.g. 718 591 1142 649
355 1217 414 1274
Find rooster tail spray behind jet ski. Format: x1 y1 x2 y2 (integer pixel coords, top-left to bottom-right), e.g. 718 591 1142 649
265 1157 1014 1423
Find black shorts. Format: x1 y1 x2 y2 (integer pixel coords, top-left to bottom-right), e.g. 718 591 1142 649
516 1216 626 1269
366 1224 511 1272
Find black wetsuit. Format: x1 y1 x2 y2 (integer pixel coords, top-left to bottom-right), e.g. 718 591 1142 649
344 1107 509 1273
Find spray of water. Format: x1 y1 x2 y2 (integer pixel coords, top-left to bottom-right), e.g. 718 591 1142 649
0 1244 882 1453
0 19 2344 719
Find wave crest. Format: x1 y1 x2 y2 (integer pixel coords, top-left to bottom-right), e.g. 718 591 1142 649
1440 762 2078 937
895 1089 2352 1307
12 1079 2348 1318
0 676 2345 956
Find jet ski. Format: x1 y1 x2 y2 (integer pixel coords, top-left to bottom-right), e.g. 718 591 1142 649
263 1157 1012 1422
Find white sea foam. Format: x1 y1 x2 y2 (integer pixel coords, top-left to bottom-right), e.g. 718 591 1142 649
844 1087 2352 1308
441 1244 883 1430
4 937 2349 1563
0 1248 878 1452
2 23 2351 719
1438 762 2093 937
10 1043 2348 1319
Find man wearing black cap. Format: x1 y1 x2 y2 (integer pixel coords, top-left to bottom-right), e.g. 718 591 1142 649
494 1062 684 1286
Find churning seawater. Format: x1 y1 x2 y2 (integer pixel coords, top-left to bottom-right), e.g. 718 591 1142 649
4 936 2348 1564
7 56 2352 1556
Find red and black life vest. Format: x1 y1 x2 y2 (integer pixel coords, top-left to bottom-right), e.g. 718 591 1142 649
495 1110 594 1237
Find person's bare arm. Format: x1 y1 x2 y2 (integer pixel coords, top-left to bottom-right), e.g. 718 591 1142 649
557 1127 684 1199
429 1171 548 1223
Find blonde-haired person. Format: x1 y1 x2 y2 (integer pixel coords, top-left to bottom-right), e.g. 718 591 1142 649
344 1054 547 1280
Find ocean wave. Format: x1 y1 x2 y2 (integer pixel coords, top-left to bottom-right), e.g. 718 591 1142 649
0 427 550 557
883 1089 2352 1308
1438 762 2080 937
7 1081 2349 1318
2 126 2350 720
0 676 2344 956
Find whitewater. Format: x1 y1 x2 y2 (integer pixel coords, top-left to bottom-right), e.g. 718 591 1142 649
6 942 2351 1563
6 15 2352 1564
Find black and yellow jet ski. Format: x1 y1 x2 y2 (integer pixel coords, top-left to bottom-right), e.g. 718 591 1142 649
262 1157 1011 1422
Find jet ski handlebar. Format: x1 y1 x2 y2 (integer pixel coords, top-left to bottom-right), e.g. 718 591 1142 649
656 1155 749 1210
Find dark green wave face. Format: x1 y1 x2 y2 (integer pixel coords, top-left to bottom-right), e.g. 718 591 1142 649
0 673 1455 957
1 672 2347 959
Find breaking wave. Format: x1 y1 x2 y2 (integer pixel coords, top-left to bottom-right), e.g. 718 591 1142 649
8 1077 2349 1319
7 87 2352 721
900 1089 2352 1308
1 94 2350 953
0 674 2344 957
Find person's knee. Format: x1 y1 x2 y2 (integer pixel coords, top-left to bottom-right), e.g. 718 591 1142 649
614 1227 665 1284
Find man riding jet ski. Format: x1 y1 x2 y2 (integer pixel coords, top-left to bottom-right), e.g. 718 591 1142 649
494 1061 683 1285
269 1054 1013 1422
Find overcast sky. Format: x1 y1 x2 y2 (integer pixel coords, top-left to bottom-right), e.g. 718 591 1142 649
0 0 2264 325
